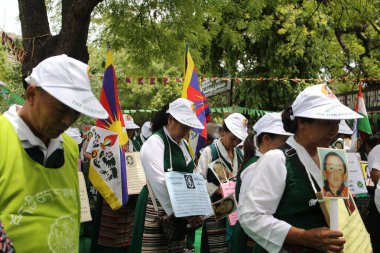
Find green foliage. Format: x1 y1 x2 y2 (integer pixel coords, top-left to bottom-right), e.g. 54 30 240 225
11 0 380 119
0 49 24 114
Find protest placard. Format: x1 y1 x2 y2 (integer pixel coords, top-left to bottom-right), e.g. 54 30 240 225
165 172 213 217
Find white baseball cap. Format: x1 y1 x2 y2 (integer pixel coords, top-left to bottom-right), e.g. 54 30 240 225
253 112 293 137
224 113 248 141
65 127 82 144
25 54 108 119
166 98 204 129
292 84 362 120
338 120 354 135
141 121 152 138
123 114 140 129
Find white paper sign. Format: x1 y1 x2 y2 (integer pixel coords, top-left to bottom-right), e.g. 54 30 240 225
165 172 214 217
79 172 92 223
126 152 146 195
347 153 368 196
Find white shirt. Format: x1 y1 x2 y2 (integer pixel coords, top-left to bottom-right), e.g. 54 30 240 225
140 127 193 215
127 140 134 152
368 144 380 213
196 138 240 195
4 105 63 165
238 136 323 253
86 137 95 153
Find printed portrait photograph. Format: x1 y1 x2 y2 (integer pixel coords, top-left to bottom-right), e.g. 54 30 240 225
184 174 196 189
212 194 237 221
126 155 135 167
318 148 349 199
209 159 233 184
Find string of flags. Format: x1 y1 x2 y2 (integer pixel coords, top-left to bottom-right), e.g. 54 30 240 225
1 31 25 63
122 106 271 118
91 74 380 86
1 28 380 85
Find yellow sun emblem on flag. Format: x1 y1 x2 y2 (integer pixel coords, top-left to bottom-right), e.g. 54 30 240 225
92 149 98 158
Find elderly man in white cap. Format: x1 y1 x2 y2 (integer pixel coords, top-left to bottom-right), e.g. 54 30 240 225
196 112 248 253
123 114 141 152
133 121 152 150
0 54 107 252
239 84 371 253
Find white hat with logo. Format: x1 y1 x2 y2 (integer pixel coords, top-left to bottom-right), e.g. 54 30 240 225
224 113 248 141
291 84 362 120
253 112 293 137
166 98 204 129
25 54 108 119
338 120 354 135
141 121 152 138
123 114 140 129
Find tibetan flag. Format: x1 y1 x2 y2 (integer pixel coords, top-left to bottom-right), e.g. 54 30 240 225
182 50 211 156
89 48 129 210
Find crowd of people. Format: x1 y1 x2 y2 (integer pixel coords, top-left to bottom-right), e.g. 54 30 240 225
1 55 380 253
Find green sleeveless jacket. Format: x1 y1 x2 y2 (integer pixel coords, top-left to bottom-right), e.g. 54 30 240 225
0 115 80 253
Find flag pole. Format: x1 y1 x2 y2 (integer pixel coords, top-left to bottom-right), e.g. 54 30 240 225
184 43 189 77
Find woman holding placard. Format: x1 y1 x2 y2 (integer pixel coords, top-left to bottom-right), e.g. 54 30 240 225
231 112 292 253
239 84 371 252
196 113 248 253
130 98 204 253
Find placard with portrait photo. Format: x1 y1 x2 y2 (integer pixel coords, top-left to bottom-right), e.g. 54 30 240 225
318 148 349 199
212 194 237 221
208 159 233 184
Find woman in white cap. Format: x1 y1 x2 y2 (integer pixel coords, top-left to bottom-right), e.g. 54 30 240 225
239 84 371 252
123 114 141 152
133 121 152 150
130 98 204 252
196 112 248 253
231 112 292 253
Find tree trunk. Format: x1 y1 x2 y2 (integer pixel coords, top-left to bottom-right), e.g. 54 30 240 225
18 0 103 86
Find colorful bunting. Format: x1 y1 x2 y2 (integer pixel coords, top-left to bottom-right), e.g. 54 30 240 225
1 31 25 63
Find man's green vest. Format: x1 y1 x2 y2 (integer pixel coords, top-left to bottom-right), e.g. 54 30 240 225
0 115 80 253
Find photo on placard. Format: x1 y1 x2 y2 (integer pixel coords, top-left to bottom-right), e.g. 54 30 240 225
126 154 135 167
208 159 233 184
318 148 349 199
212 194 237 221
184 174 196 189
